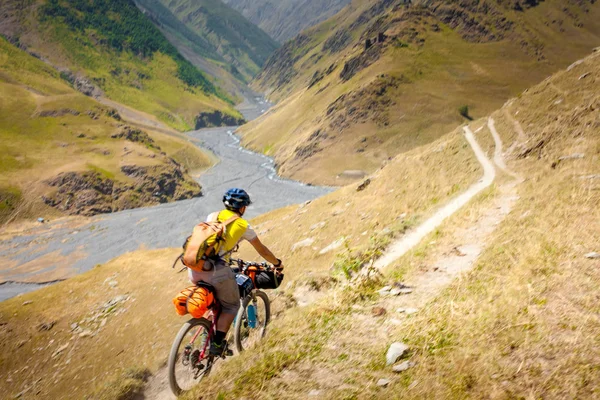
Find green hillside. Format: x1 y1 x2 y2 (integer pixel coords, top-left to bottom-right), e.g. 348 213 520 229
0 0 243 132
222 0 352 43
0 36 211 224
241 0 600 185
137 0 279 84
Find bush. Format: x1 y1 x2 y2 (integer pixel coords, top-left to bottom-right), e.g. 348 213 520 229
459 105 471 120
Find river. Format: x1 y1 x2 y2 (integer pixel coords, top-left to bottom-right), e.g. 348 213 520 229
0 96 332 301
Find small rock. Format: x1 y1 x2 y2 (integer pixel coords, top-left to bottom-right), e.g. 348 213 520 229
51 343 69 358
558 153 585 161
100 319 107 328
378 285 392 294
308 389 321 396
356 178 371 192
372 307 387 317
37 218 45 223
396 288 413 295
392 361 414 373
579 72 591 80
405 308 419 315
319 238 345 255
37 321 55 332
585 252 600 259
377 378 391 387
452 246 467 257
389 288 402 296
386 342 409 365
310 221 326 231
107 280 118 288
79 330 93 338
70 323 79 331
22 301 33 306
291 238 315 252
298 200 312 209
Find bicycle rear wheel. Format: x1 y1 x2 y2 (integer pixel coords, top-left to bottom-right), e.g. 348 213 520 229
168 318 212 396
234 290 270 353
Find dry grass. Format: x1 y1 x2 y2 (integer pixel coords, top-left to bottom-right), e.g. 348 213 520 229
189 50 600 399
0 96 483 398
0 249 188 399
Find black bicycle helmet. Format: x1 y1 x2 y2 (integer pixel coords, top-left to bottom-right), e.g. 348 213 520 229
223 188 252 210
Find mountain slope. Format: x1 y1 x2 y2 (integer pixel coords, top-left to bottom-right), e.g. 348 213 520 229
240 0 600 185
0 0 243 132
222 0 352 43
137 0 279 85
0 37 210 225
192 48 600 399
2 47 598 399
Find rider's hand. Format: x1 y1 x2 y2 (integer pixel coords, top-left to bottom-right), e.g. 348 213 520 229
274 259 284 272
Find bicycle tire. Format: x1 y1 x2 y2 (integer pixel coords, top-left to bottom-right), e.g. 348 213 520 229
234 290 270 353
168 318 212 396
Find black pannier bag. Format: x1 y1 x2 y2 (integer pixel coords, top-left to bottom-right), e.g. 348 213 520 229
255 270 284 289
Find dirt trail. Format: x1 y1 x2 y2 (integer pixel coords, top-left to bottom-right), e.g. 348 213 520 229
375 116 520 297
374 125 496 270
290 117 522 396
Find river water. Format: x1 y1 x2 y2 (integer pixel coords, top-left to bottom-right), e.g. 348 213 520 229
0 97 331 301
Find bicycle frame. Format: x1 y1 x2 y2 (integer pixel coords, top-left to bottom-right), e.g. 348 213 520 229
190 303 221 361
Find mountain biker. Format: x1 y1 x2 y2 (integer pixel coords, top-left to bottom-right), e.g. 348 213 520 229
187 188 284 356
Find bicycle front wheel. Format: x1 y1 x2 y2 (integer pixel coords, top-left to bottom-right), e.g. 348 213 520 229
234 290 270 353
168 318 212 396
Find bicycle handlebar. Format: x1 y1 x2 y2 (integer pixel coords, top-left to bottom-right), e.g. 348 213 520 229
229 258 280 272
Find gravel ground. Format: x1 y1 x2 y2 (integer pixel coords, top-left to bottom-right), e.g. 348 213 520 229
0 97 332 301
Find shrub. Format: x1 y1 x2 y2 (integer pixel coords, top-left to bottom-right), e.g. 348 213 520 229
458 105 471 120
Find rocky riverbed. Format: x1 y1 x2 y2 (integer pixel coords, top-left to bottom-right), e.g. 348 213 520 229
0 96 331 301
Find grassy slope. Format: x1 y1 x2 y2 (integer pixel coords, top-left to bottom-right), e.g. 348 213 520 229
0 97 483 398
0 0 242 132
152 0 279 82
189 50 600 399
222 0 352 43
0 37 211 224
241 0 600 185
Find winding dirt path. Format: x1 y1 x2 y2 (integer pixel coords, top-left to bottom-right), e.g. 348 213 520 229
374 125 497 270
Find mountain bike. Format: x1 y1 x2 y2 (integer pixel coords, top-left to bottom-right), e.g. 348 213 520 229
167 259 279 396
230 258 277 353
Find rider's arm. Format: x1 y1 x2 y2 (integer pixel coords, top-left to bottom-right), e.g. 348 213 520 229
248 236 284 269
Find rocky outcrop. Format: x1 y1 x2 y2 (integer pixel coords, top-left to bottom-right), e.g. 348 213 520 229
42 160 201 216
111 126 159 149
339 44 383 82
327 74 405 128
194 111 245 129
73 76 103 98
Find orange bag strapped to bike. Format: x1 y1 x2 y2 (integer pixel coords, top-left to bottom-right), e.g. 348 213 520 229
173 285 215 318
181 215 239 271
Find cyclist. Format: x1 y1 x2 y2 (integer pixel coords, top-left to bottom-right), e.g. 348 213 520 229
188 188 284 356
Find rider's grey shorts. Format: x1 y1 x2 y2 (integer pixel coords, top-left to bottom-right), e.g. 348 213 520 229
188 260 240 315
